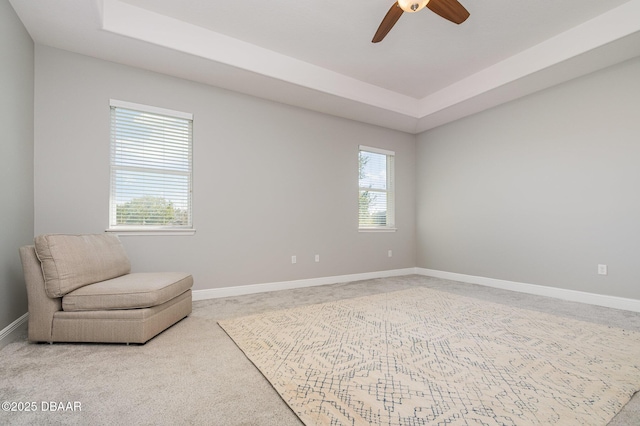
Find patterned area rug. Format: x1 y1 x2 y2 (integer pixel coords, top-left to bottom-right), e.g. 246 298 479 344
218 288 640 425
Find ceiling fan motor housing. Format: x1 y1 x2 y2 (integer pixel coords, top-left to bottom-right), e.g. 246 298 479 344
397 0 430 13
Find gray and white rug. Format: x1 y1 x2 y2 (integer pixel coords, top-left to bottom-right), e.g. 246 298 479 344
219 287 640 425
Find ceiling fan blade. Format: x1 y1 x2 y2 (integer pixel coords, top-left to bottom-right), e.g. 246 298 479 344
372 2 404 43
426 0 469 24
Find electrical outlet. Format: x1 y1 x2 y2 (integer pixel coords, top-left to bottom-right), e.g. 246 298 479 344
315 254 320 263
291 255 297 264
597 264 607 275
388 250 393 258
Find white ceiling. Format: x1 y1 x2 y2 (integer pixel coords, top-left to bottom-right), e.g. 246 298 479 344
9 0 640 133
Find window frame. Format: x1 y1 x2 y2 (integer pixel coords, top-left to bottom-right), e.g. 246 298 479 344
107 99 195 236
358 145 396 232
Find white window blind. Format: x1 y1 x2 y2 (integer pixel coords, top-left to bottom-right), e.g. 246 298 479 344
109 100 193 232
358 145 395 230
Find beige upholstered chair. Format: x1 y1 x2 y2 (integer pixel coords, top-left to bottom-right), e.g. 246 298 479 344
20 234 192 344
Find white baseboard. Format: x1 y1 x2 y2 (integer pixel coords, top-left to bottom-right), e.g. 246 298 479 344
416 268 640 313
193 266 640 313
0 313 28 350
192 268 417 301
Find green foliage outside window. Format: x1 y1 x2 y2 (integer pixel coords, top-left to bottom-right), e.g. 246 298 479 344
116 196 188 226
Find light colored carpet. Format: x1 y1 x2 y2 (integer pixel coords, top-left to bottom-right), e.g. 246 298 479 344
1 275 640 425
219 287 640 425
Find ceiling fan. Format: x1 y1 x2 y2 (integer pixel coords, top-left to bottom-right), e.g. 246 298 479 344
372 0 470 43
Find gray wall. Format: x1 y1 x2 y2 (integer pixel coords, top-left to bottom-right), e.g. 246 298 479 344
34 46 416 291
0 0 34 331
416 57 640 299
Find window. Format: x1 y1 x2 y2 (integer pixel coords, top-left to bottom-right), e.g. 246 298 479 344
358 145 395 231
109 100 193 234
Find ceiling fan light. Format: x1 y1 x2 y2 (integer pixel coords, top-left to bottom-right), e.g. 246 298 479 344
397 0 429 13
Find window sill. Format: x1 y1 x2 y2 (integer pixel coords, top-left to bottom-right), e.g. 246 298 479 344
358 227 397 233
105 228 196 236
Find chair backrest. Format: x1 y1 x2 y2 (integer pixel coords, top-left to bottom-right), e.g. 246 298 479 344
35 234 131 298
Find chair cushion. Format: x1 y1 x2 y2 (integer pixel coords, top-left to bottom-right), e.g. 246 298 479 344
35 234 131 298
62 272 193 312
